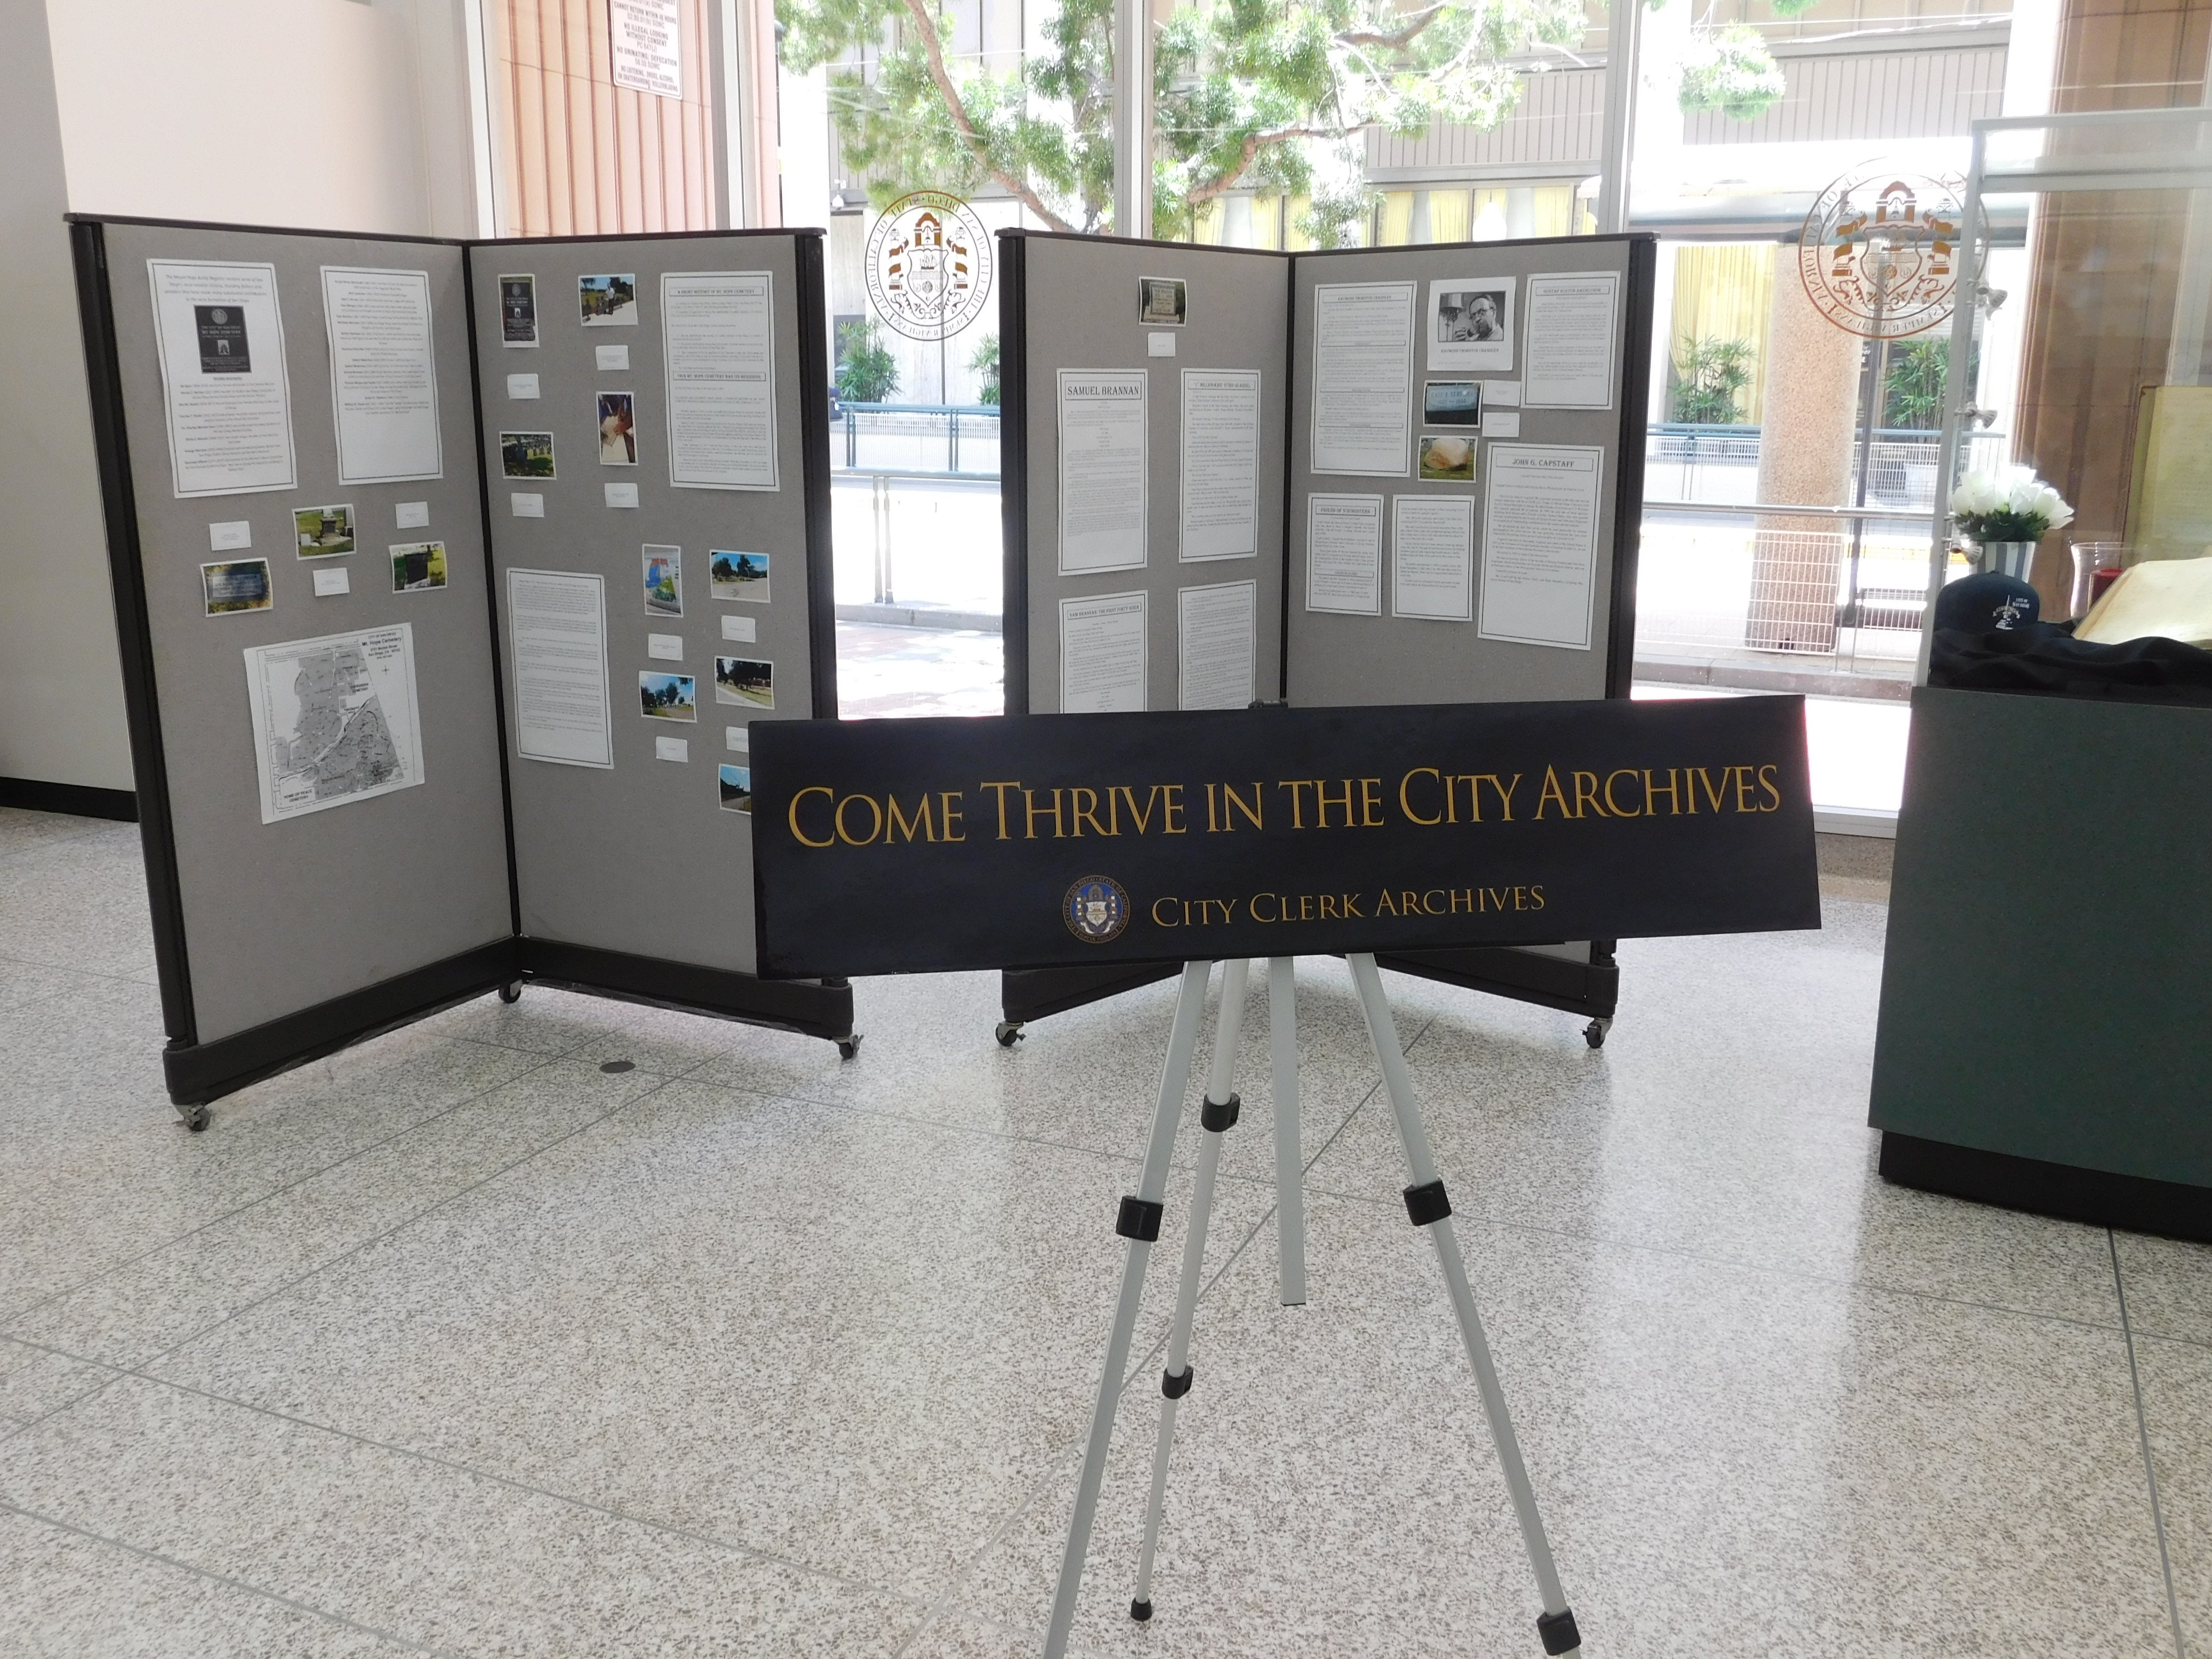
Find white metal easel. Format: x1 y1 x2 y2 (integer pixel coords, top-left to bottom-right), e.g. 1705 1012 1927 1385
1040 955 1582 1658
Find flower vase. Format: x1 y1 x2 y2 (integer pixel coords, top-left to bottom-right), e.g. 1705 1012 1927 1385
1978 541 2039 580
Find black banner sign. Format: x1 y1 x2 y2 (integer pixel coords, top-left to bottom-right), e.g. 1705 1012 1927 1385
752 697 1820 977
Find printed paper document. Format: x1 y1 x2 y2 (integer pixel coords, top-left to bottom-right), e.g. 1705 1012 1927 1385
1058 370 1148 573
1309 282 1414 476
1179 370 1260 561
1178 580 1257 709
1523 272 1619 409
507 569 614 767
1480 445 1603 649
322 266 442 485
661 271 779 490
243 626 422 823
1059 590 1148 711
1393 495 1475 620
147 260 297 498
1305 493 1383 615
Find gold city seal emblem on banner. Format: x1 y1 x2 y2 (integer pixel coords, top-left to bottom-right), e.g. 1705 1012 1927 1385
865 190 994 342
1798 164 1965 340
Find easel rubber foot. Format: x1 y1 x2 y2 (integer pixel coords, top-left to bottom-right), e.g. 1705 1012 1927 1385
1130 1599 1153 1622
1537 1607 1581 1654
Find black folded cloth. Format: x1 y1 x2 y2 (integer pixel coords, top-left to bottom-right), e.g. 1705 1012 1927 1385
1930 620 2212 704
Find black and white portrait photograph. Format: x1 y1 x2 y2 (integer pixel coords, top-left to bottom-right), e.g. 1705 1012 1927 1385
1427 276 1515 372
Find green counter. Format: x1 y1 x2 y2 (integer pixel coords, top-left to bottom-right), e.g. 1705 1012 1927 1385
1870 686 2212 1239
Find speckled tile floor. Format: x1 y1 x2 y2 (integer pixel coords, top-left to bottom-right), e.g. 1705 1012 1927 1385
0 802 2203 1658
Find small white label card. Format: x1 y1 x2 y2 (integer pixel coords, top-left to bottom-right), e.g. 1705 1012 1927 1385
1483 411 1521 438
726 724 749 752
506 373 541 399
208 520 252 551
1484 380 1522 407
648 633 683 661
312 566 350 596
605 483 639 508
720 613 757 642
395 500 430 528
596 344 630 372
1147 332 1177 357
511 493 545 517
655 735 688 762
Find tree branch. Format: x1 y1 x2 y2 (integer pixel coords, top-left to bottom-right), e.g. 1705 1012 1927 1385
896 0 1076 232
1184 125 1349 205
1336 6 1447 50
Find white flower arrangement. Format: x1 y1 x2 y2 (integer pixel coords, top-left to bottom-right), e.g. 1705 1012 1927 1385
1948 465 2075 544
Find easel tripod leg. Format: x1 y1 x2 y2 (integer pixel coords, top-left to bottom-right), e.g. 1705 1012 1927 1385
1268 956 1306 1307
1132 958 1249 1621
1042 960 1212 1659
1345 953 1581 1658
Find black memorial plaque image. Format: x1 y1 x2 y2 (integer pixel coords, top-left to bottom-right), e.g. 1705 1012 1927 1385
752 697 1819 977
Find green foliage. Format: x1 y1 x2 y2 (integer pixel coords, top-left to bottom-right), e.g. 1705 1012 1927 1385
835 319 902 404
780 0 1588 240
970 334 1001 405
1882 337 1948 430
1678 25 1787 121
1766 0 1818 14
1671 335 1756 425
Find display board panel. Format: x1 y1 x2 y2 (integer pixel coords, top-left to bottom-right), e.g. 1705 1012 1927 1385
469 231 834 977
88 221 513 1048
1285 236 1653 708
1002 234 1291 714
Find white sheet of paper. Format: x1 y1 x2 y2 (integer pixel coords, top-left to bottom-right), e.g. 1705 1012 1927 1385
1480 445 1603 649
648 634 684 661
1179 369 1259 562
242 625 423 822
208 520 251 551
610 0 683 96
595 344 630 372
726 725 749 752
313 566 349 597
507 373 540 399
1058 370 1148 573
1148 333 1177 357
605 483 639 507
147 259 296 498
655 735 688 762
1309 282 1414 477
506 568 613 768
1426 277 1515 373
1522 272 1620 410
1178 581 1256 710
1393 495 1475 621
661 271 778 491
1305 493 1383 615
395 501 430 529
721 613 757 642
511 493 544 517
321 266 441 484
1484 411 1521 438
1485 380 1522 407
1059 590 1148 712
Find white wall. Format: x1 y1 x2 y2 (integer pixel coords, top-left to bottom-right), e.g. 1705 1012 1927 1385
0 0 483 795
45 0 481 237
0 0 131 791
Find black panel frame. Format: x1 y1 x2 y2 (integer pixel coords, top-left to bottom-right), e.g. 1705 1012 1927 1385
70 214 853 1117
1880 1131 2212 1244
993 230 1656 1035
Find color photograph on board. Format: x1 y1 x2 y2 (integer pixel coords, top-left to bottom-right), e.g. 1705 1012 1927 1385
1418 434 1477 482
640 672 697 721
1422 382 1483 429
718 764 753 814
579 274 637 325
390 541 448 592
598 393 637 465
201 559 272 616
294 504 354 557
501 431 555 478
710 549 769 602
643 545 682 616
714 656 774 708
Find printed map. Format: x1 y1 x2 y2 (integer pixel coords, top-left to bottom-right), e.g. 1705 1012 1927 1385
244 625 423 823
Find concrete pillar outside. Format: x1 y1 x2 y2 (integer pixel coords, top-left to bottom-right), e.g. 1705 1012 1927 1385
1746 244 1864 652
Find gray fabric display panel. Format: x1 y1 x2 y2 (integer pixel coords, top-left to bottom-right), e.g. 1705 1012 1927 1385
1286 237 1648 709
471 233 824 976
92 222 512 1046
1002 235 1290 714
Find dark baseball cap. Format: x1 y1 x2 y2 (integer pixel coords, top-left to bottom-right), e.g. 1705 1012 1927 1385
1935 571 2040 634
